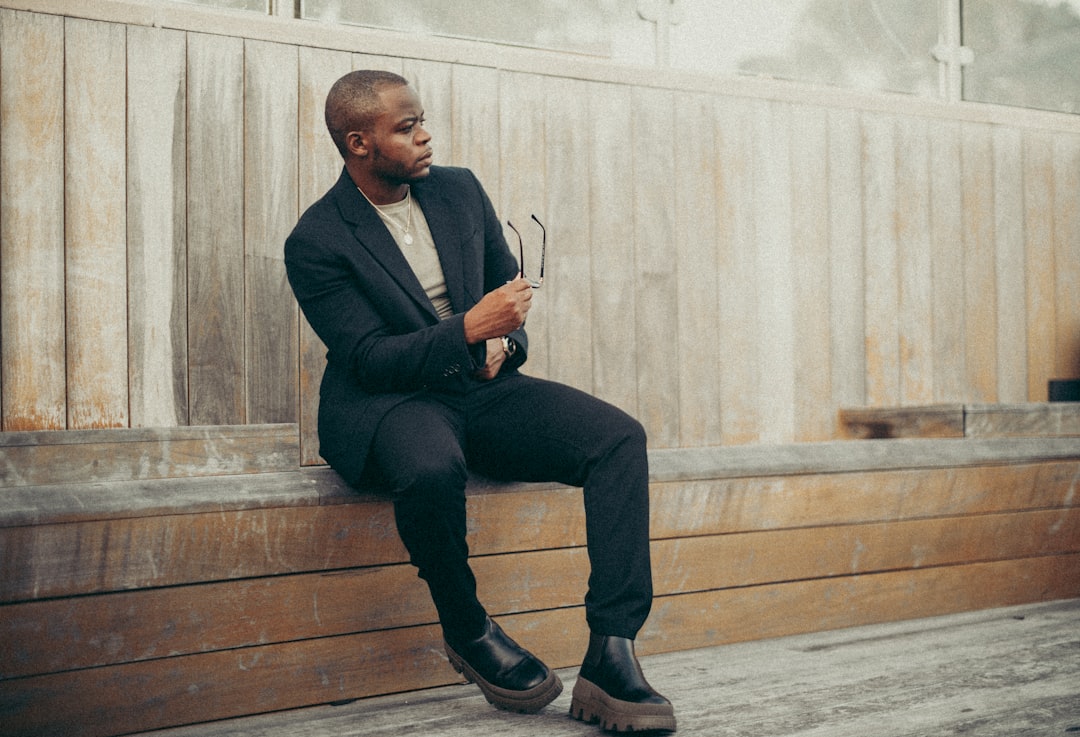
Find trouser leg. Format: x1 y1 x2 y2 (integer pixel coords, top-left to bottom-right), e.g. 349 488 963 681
466 375 653 639
366 395 488 643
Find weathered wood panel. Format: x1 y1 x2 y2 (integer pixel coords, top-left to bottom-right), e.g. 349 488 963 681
244 39 300 425
1023 132 1057 402
0 9 66 431
839 404 966 439
3 554 1076 737
587 82 638 418
790 104 833 441
64 18 129 429
127 24 189 427
991 126 1028 403
543 76 594 393
187 32 246 425
6 507 1077 679
961 123 999 403
930 120 967 402
674 92 723 446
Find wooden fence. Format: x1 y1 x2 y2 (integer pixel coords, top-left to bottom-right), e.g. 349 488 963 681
1 1 1079 464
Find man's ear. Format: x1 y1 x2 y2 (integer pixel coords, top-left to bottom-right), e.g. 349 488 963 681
346 130 368 158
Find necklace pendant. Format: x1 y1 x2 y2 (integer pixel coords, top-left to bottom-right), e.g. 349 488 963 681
403 233 414 245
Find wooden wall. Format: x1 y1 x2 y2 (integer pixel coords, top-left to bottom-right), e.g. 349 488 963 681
1 2 1079 462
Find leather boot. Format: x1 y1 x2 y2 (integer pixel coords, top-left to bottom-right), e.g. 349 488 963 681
570 633 676 732
445 617 563 713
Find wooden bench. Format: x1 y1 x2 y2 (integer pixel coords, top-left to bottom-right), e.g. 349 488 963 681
2 419 1079 737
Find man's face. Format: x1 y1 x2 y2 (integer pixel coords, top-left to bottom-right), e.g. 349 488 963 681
363 84 433 185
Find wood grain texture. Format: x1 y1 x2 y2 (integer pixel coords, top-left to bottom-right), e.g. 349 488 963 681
127 24 189 427
64 17 129 429
0 9 66 431
187 32 246 425
244 39 300 425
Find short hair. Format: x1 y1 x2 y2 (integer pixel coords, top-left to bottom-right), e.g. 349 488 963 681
325 70 409 158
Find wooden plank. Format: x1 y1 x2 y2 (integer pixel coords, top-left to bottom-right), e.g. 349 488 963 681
296 46 353 466
714 96 760 444
0 424 298 490
450 65 499 202
894 115 935 404
244 39 299 424
861 112 901 406
789 103 833 441
0 9 66 431
3 555 1076 737
965 403 1080 438
5 456 1078 603
497 71 550 380
587 82 637 417
6 507 1077 680
752 99 795 443
674 92 722 446
992 126 1028 403
64 17 129 429
961 123 999 402
542 76 593 392
838 404 965 439
826 107 866 413
187 32 246 425
632 86 680 446
929 120 966 402
1022 132 1057 402
127 24 189 427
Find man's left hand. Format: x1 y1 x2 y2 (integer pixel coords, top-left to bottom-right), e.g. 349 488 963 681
474 337 508 381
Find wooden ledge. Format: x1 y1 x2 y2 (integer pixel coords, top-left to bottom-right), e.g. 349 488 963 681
840 402 1080 440
4 437 1080 529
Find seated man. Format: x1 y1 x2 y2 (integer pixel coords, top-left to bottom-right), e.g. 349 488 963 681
284 69 676 733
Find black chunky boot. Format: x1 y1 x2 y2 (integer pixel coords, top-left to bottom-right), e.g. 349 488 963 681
445 617 563 713
570 633 676 733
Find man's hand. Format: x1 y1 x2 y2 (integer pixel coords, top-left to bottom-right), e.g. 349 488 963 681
463 278 532 344
474 337 508 381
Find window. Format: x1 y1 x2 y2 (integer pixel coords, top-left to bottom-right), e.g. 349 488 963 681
962 0 1080 114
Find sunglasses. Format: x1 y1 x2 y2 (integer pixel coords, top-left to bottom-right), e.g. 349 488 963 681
507 214 546 288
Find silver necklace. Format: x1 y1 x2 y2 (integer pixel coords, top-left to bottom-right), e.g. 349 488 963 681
359 186 414 245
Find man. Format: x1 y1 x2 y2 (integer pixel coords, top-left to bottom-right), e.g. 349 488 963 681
284 70 676 733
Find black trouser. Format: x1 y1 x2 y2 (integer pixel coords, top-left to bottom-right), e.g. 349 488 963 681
366 373 653 644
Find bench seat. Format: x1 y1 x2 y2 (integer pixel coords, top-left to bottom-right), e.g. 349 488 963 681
2 423 1079 737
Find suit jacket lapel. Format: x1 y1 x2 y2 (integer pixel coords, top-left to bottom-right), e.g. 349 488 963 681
331 169 439 321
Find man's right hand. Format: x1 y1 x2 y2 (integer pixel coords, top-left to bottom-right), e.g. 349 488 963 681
463 277 533 344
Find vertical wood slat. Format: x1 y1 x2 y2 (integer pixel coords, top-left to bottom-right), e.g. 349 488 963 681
1023 132 1057 402
961 123 999 403
187 32 246 426
790 104 833 441
752 100 796 443
894 116 934 405
674 92 722 446
127 25 188 427
826 107 866 414
64 18 128 429
497 71 550 381
862 113 901 407
296 46 352 466
632 86 680 447
714 97 759 444
543 76 593 394
0 10 66 431
244 39 299 425
588 82 637 418
992 126 1027 403
930 120 966 402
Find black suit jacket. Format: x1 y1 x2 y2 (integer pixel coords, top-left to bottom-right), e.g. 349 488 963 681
285 166 528 484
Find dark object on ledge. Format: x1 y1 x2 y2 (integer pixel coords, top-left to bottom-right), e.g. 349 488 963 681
1049 379 1080 402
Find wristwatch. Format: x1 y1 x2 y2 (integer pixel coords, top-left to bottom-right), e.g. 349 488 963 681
501 336 516 358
